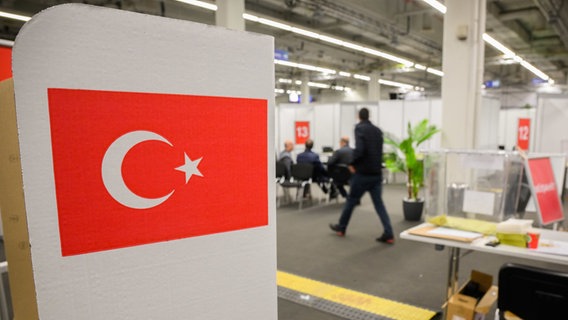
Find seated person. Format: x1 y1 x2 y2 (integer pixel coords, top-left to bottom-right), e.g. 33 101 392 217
297 139 337 198
327 136 353 198
277 140 294 179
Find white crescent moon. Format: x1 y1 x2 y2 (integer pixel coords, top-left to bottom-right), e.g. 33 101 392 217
101 130 174 209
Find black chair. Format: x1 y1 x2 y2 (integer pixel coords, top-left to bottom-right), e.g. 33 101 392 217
328 165 351 202
498 263 568 320
276 161 289 207
279 163 313 210
276 161 287 182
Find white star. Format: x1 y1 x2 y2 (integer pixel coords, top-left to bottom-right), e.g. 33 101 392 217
175 153 203 184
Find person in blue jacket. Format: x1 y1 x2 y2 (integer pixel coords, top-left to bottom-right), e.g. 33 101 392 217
297 139 337 198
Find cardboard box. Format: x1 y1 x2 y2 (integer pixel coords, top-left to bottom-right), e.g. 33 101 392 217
0 79 39 319
446 270 498 320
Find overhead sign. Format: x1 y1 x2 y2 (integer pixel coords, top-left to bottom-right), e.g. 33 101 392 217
48 88 268 256
274 49 288 61
531 77 547 85
483 79 500 88
525 157 564 226
516 118 530 150
295 121 310 145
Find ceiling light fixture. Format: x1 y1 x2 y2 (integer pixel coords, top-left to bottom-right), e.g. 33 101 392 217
177 1 429 90
482 33 515 58
308 82 331 89
243 12 416 68
353 74 371 81
378 79 414 90
0 10 31 21
414 64 427 71
174 0 217 11
179 0 432 78
0 39 14 47
427 68 444 77
421 0 551 81
520 60 550 81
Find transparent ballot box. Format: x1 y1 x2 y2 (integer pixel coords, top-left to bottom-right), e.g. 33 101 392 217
423 150 524 222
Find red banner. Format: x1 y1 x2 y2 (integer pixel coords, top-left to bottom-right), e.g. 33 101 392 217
48 88 268 256
517 118 530 151
295 121 310 145
526 157 564 225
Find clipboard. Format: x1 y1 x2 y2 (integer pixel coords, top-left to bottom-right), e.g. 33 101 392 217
408 225 484 243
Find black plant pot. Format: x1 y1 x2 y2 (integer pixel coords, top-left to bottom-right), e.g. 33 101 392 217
402 198 424 221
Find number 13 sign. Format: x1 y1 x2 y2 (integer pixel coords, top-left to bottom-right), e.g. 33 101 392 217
517 118 530 150
295 121 310 145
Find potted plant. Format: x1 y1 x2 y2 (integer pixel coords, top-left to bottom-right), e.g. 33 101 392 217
384 119 440 221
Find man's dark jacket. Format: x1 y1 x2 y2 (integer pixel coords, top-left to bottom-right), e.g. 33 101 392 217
297 149 327 181
351 120 383 175
327 146 353 168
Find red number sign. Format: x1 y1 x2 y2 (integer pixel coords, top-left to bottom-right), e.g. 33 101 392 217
295 121 310 145
517 118 530 151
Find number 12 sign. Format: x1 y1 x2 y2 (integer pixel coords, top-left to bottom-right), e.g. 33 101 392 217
517 118 530 150
295 121 310 144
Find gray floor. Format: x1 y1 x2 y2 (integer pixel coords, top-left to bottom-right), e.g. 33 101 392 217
276 183 568 320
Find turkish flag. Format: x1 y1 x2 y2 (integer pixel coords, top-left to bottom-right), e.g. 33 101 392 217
48 88 268 256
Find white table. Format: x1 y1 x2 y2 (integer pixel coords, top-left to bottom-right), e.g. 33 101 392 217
400 223 568 301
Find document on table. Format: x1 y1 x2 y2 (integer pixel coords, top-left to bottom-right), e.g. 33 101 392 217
408 225 484 242
426 227 483 240
534 239 568 256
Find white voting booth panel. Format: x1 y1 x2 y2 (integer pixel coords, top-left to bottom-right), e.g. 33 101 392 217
277 103 340 152
536 94 568 153
12 4 275 319
340 102 379 149
276 99 443 155
477 97 501 150
499 108 537 151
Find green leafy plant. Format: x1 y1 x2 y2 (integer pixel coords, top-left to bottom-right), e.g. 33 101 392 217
384 119 440 201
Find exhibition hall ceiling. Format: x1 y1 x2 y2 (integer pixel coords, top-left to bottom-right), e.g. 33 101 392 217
1 0 568 96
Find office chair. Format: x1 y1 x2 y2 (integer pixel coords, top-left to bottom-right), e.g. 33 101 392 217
275 161 289 207
279 163 313 210
498 263 568 320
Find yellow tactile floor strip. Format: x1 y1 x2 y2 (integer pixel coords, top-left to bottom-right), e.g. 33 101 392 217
277 270 436 320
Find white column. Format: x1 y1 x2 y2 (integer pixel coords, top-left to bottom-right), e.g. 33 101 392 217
301 72 310 105
216 0 245 31
368 73 380 101
441 0 486 149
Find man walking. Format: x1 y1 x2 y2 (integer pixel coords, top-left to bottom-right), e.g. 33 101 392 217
329 108 394 244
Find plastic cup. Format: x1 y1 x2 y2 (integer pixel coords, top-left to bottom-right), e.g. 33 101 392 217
527 229 540 249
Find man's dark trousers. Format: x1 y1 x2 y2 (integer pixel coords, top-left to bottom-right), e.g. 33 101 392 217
338 173 393 237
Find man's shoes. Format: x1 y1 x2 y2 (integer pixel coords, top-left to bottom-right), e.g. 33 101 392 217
329 223 345 237
376 234 395 244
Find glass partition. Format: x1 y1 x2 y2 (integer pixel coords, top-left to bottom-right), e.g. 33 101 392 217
423 150 524 222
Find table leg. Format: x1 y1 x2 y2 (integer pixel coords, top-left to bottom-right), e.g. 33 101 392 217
446 247 460 301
